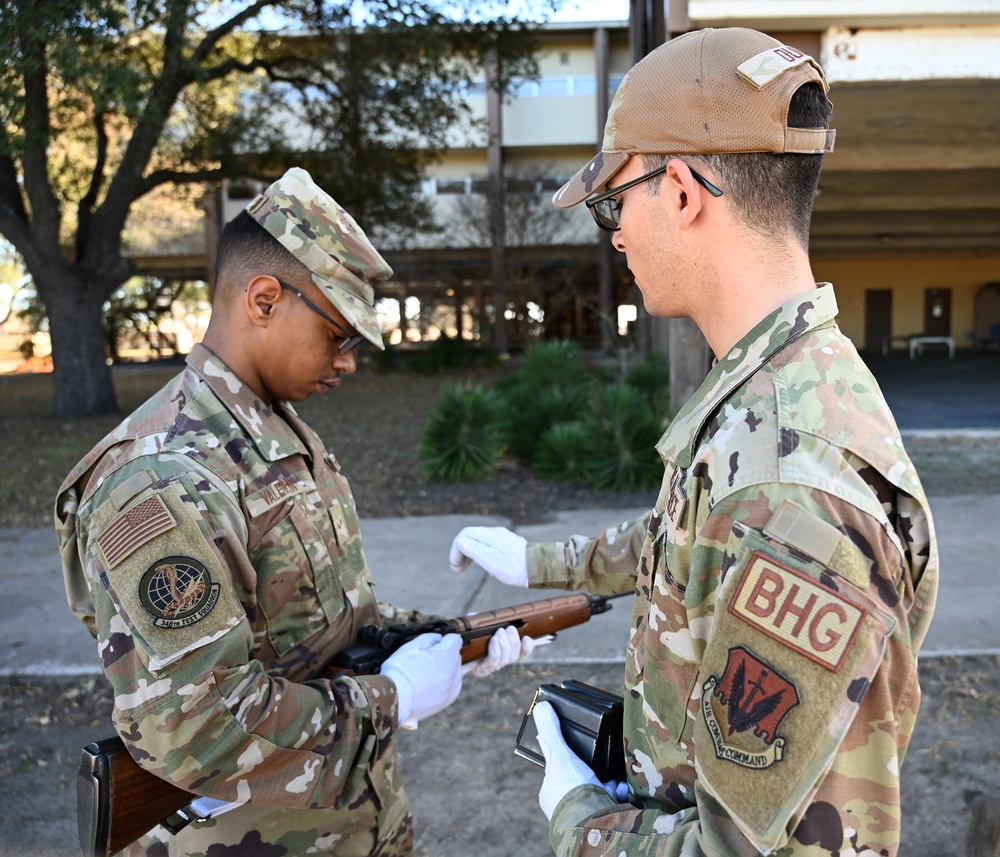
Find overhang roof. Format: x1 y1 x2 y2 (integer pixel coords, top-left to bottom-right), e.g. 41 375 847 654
811 76 1000 258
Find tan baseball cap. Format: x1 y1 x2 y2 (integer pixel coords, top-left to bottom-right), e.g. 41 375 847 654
553 27 835 209
246 167 390 350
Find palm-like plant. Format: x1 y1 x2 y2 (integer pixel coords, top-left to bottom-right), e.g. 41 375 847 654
421 384 502 481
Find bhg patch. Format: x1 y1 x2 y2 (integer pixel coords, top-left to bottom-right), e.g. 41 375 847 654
728 552 865 672
139 555 220 629
702 646 799 770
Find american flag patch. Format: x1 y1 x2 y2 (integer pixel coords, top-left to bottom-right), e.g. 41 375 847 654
97 495 176 569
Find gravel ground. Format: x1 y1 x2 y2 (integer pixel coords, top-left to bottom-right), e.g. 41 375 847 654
2 656 998 857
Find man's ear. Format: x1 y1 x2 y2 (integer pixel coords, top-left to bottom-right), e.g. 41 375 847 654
245 275 282 327
667 159 709 230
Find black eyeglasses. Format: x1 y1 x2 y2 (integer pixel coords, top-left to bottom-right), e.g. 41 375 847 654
585 163 723 232
278 282 365 354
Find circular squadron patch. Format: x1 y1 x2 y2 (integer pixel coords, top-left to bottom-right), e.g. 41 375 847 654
139 556 220 629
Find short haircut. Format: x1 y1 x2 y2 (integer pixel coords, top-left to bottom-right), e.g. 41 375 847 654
214 210 310 305
642 82 832 250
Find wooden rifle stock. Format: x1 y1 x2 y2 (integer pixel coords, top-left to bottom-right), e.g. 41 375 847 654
76 590 628 856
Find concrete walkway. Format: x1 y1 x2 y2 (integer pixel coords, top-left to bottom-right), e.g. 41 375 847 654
2 492 997 679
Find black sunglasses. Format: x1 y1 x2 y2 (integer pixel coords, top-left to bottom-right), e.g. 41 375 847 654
278 282 366 354
585 163 723 232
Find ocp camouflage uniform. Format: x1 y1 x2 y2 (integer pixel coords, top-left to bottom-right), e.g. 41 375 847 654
56 343 417 856
527 284 938 856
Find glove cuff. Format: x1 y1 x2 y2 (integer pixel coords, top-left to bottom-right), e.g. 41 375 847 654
381 665 414 727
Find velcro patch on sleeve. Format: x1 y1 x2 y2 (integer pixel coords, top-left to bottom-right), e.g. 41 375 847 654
728 552 865 672
97 495 176 569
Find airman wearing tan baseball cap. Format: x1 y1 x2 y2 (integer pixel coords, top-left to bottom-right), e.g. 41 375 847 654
450 25 938 857
553 27 835 209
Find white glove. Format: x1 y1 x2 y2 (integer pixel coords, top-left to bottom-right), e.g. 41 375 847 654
533 700 605 819
449 526 529 587
463 625 553 679
381 633 463 728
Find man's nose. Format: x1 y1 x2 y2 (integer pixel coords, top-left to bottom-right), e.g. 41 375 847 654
333 349 357 374
611 230 626 253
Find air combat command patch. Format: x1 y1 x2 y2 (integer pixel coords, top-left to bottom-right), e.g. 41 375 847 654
702 645 799 770
139 555 220 629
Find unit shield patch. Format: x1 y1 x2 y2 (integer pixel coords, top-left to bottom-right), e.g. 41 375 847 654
139 555 220 629
702 646 799 770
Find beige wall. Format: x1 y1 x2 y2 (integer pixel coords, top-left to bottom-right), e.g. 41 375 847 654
814 255 1000 349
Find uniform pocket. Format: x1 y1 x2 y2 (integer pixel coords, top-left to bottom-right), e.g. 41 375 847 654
251 499 344 657
626 524 702 747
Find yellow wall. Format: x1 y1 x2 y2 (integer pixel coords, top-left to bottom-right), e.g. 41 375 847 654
813 255 1000 350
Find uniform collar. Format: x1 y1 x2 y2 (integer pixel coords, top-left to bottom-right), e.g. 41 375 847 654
186 343 306 462
657 284 839 468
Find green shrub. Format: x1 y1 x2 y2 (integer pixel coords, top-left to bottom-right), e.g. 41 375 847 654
495 340 593 461
626 351 670 398
418 342 670 494
520 339 589 386
421 384 502 481
499 379 593 462
534 421 591 481
582 384 665 492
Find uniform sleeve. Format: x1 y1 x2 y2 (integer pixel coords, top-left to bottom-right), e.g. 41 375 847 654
526 511 652 595
78 463 400 811
546 481 934 857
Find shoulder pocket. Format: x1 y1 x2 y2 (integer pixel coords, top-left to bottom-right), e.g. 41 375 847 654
90 478 245 673
694 528 895 853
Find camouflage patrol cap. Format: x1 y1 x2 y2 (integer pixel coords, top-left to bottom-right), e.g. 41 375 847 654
553 27 836 209
247 167 390 350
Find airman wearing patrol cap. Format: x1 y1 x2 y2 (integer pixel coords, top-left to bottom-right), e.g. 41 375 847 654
55 167 534 856
247 167 390 350
449 27 937 857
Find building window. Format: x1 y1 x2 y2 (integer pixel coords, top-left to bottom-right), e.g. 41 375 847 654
436 179 469 195
538 76 570 96
506 177 540 194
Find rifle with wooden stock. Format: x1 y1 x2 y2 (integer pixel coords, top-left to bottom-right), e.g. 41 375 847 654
76 590 629 857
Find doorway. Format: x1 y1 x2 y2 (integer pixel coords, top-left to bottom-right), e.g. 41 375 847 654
865 289 892 352
924 288 952 336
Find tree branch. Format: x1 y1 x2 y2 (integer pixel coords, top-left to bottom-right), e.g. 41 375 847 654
200 53 275 82
135 166 268 199
94 1 202 251
0 138 29 247
76 107 109 261
191 0 277 64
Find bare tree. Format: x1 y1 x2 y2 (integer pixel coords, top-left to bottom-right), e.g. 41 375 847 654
453 167 581 345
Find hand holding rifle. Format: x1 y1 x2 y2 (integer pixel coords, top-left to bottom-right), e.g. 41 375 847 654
78 588 628 857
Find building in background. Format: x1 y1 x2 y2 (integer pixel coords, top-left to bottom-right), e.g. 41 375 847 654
198 2 1000 359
